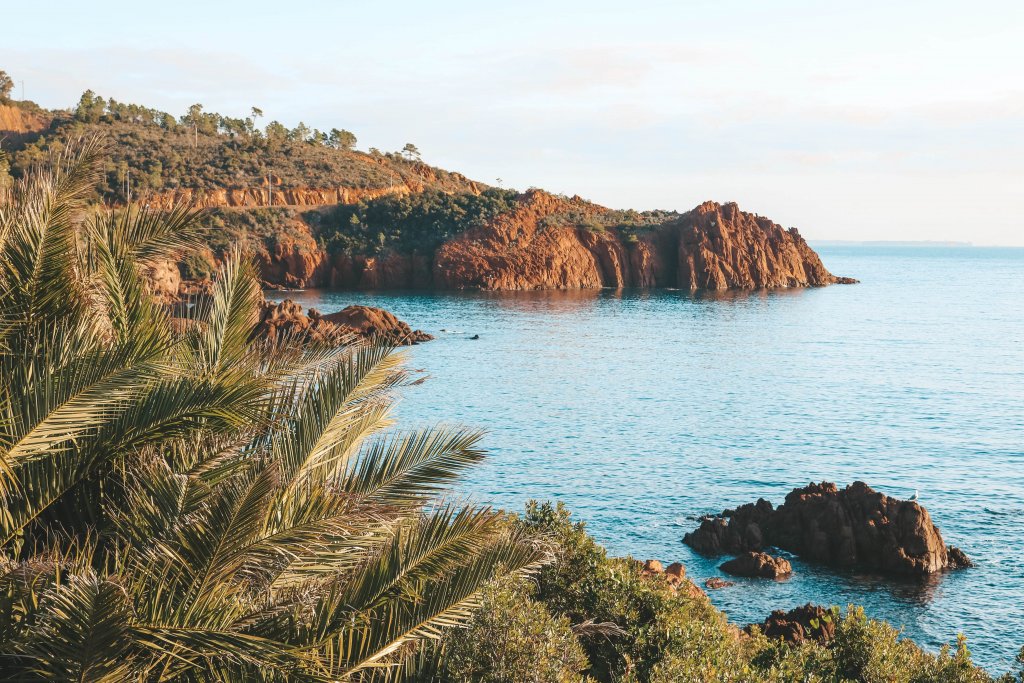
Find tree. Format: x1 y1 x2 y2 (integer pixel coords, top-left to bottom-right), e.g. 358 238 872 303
290 121 311 142
402 142 422 161
329 128 357 150
248 106 263 137
0 142 545 680
74 89 106 123
264 119 288 142
0 70 12 103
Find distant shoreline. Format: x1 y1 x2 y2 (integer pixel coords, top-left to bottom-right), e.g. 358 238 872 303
812 239 974 247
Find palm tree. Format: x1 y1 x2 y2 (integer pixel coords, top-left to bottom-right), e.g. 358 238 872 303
0 141 545 681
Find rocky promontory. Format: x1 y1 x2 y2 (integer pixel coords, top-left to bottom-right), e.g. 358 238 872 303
168 190 854 293
432 191 853 291
684 481 971 576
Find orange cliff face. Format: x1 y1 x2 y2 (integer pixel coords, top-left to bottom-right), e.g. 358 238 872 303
171 189 855 293
144 185 411 210
431 190 852 291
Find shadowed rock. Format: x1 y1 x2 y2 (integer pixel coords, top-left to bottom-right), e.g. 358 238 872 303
684 481 969 576
720 551 792 579
757 604 837 645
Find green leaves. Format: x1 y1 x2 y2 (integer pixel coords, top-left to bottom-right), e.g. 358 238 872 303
0 145 543 681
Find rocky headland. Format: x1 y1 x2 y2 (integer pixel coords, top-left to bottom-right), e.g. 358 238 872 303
684 481 971 576
222 190 856 292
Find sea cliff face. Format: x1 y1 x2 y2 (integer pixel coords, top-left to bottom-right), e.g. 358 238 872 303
241 189 852 291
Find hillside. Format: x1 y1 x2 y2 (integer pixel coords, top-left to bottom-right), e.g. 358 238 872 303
0 90 854 292
0 98 480 204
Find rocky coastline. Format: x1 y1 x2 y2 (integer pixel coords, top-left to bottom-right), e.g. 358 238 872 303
156 190 856 294
683 481 972 576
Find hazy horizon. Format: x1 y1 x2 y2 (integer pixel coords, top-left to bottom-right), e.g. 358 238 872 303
3 0 1022 246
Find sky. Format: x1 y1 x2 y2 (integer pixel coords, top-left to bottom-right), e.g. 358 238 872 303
3 0 1023 245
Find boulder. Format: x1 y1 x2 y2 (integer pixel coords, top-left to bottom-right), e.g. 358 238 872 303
684 482 969 576
704 577 735 590
640 559 703 598
322 305 433 345
720 551 792 579
256 300 432 347
757 604 837 645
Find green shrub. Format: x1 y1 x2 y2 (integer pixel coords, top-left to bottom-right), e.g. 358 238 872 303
439 575 590 683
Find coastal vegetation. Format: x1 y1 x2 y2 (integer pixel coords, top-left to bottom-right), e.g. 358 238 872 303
427 502 1006 683
0 143 543 680
0 73 476 203
314 187 519 256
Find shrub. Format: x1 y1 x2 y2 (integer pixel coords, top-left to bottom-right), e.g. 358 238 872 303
439 575 590 682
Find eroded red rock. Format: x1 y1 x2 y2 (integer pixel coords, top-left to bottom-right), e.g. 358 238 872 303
720 551 792 579
256 300 432 347
684 482 969 576
757 604 837 645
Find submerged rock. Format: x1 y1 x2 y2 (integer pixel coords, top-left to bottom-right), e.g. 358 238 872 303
720 551 792 579
684 481 969 576
704 577 736 590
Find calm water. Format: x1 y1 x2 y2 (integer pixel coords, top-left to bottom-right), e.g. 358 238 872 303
277 245 1024 673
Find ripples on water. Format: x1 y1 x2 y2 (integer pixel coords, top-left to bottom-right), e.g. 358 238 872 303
279 245 1024 673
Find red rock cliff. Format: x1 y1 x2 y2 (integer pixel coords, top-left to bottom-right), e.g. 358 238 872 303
432 190 851 290
192 189 853 292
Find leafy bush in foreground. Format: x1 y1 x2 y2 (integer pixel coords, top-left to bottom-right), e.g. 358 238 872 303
429 502 1003 683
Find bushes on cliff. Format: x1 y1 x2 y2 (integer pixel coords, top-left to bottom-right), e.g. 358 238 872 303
315 187 519 255
426 502 1000 683
437 575 590 682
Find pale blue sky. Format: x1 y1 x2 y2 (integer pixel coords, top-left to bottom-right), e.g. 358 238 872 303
3 0 1022 244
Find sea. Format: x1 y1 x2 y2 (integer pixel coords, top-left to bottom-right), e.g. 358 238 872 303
275 244 1024 673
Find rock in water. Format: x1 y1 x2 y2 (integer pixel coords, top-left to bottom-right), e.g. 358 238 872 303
684 481 969 576
758 604 837 645
256 300 432 346
720 551 793 579
321 305 433 345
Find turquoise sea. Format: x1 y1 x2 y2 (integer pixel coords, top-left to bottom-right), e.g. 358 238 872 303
275 245 1024 673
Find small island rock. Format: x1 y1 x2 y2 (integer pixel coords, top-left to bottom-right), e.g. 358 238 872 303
720 551 792 579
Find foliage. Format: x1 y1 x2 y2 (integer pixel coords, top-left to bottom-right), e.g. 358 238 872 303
438 575 591 683
0 142 544 681
0 70 12 103
314 187 519 255
434 501 1003 683
8 88 478 203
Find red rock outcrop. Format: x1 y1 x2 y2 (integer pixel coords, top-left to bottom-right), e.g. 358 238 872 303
0 103 51 143
146 185 410 211
684 482 969 576
641 559 705 599
433 191 611 290
321 305 433 345
433 190 851 291
169 189 852 293
256 300 432 347
720 551 793 579
757 604 837 645
678 202 850 290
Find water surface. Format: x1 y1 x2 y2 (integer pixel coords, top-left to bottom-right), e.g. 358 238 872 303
277 245 1024 673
